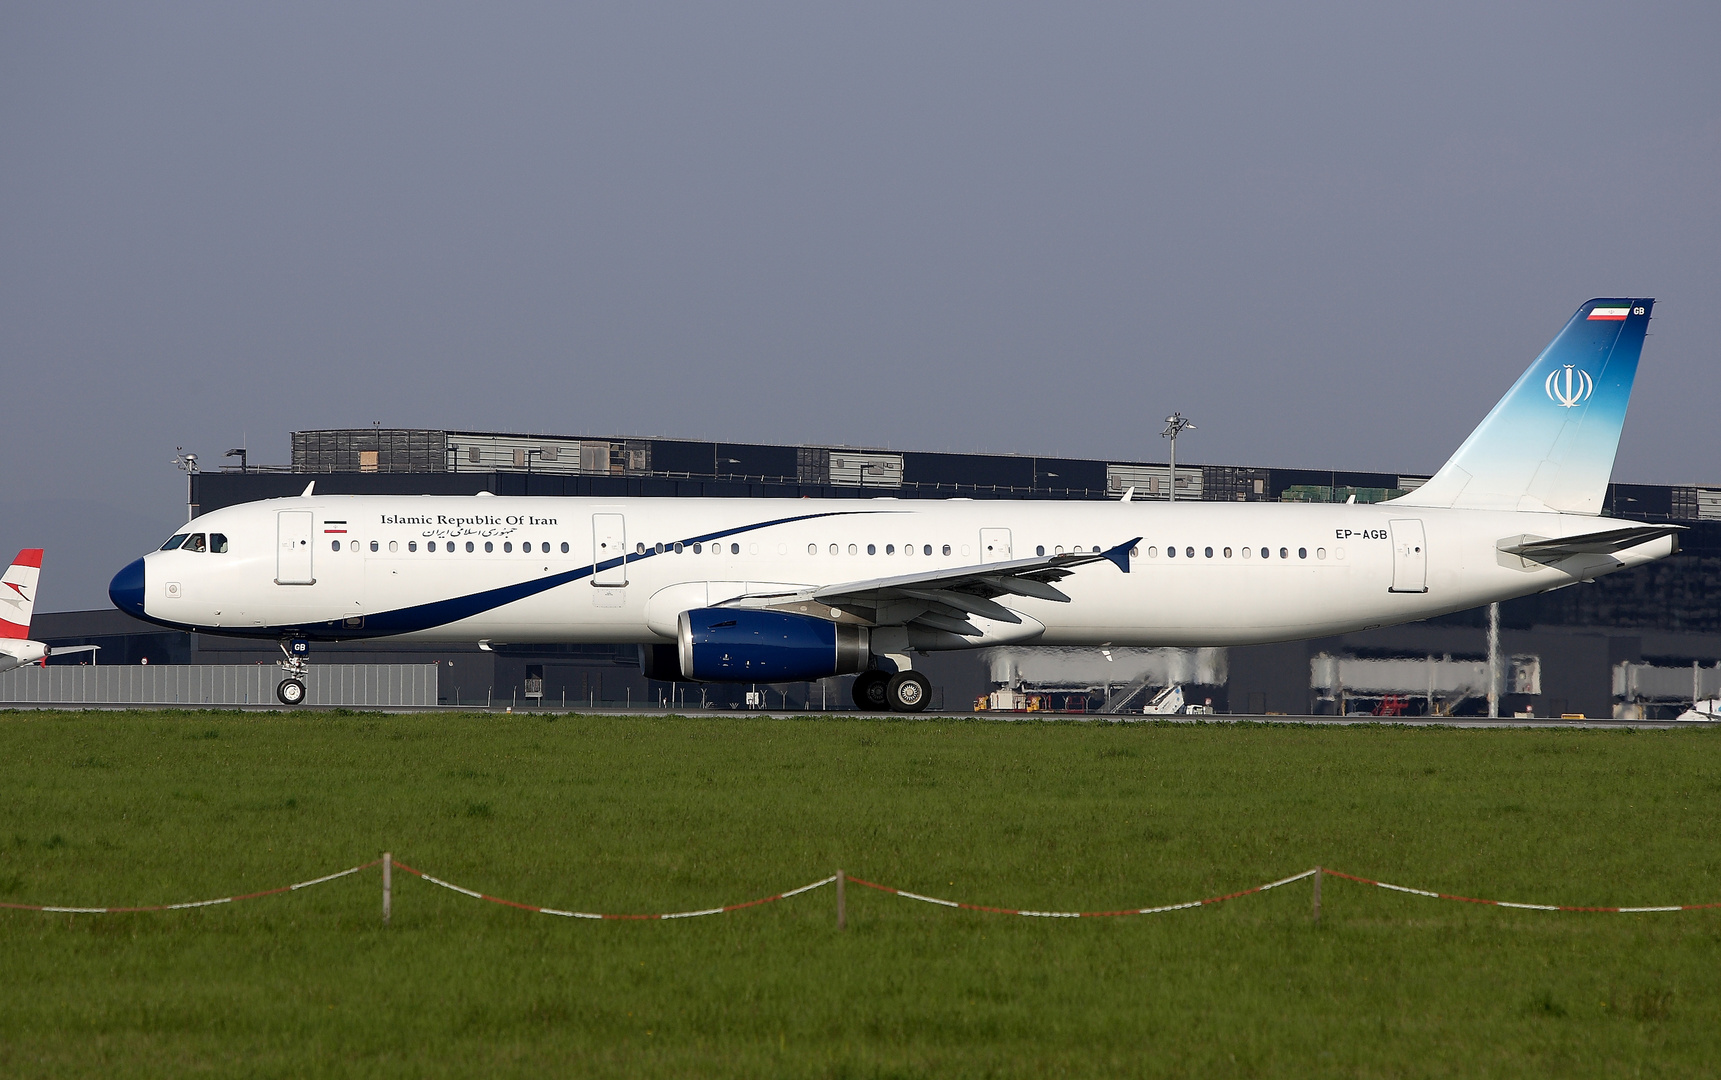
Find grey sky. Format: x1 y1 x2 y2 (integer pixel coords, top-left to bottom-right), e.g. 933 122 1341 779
4 2 1718 610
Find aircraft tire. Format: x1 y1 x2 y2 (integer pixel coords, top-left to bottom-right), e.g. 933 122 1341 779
276 678 306 706
885 671 932 713
851 671 889 711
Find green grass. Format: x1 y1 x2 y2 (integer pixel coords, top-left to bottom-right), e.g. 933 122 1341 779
2 711 1719 1078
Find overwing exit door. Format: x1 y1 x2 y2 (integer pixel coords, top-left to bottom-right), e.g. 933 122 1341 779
979 528 1012 562
1388 519 1428 593
593 514 627 586
276 511 315 584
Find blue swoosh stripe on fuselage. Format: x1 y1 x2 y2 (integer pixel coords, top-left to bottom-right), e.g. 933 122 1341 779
171 509 888 641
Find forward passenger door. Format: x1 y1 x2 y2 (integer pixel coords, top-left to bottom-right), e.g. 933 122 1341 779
275 511 314 585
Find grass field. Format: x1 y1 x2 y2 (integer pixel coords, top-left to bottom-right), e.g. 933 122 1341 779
2 710 1719 1078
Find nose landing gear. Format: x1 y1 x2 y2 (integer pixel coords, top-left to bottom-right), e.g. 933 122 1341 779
276 638 310 706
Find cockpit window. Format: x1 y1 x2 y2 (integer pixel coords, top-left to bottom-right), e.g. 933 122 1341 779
183 534 207 553
209 533 229 553
160 534 188 550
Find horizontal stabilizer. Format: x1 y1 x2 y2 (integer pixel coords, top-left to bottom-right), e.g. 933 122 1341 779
1497 525 1682 559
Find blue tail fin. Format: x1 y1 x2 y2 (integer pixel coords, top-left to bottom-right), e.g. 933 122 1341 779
1396 298 1653 515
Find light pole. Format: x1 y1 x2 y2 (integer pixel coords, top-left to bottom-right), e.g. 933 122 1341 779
173 448 199 522
1161 413 1195 503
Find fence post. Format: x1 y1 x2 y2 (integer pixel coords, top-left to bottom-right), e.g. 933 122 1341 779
383 852 392 927
1312 866 1321 924
837 869 846 931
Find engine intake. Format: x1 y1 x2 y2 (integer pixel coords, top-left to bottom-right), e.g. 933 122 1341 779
677 608 870 682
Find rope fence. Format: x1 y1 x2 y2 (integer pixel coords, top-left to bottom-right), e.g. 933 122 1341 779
5 858 1720 923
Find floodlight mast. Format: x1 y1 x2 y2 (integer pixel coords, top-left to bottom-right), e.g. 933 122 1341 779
1161 413 1195 503
173 448 200 523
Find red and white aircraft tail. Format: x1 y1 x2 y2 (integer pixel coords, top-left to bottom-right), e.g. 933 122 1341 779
0 549 48 672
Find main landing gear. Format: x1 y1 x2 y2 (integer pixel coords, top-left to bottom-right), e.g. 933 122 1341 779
851 669 932 713
276 638 310 706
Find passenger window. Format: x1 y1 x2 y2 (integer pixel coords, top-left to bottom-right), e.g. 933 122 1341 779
370 540 380 553
1148 546 1158 557
674 542 684 554
693 543 702 554
1261 548 1269 559
731 543 740 555
388 540 397 552
942 545 951 556
1037 546 1046 556
829 544 838 555
1167 546 1177 558
1223 547 1232 558
184 534 206 552
1055 545 1064 555
1280 548 1288 559
160 534 188 550
1204 547 1213 558
1316 547 1327 559
349 540 358 551
210 534 229 553
560 542 569 553
637 543 646 555
484 542 494 553
885 544 895 555
923 545 932 556
1241 546 1251 559
1130 546 1139 558
655 543 665 554
848 544 858 555
808 544 817 555
1185 547 1195 558
504 542 513 553
867 544 877 555
1299 547 1308 559
331 540 341 552
465 541 475 553
408 541 417 552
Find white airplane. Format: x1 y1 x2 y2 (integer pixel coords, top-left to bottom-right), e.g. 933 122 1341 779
112 298 1677 709
0 549 49 673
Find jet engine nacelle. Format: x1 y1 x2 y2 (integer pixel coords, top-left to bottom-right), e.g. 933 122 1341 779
676 608 870 682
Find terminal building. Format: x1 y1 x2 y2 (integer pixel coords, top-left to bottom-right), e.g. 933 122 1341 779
24 428 1721 717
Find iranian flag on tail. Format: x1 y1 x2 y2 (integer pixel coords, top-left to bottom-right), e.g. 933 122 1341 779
1588 304 1630 321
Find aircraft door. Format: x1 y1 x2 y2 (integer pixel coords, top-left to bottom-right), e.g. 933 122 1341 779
1388 519 1428 593
979 528 1012 563
593 513 627 586
276 511 315 585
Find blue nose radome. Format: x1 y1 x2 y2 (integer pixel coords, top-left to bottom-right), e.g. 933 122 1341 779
109 558 146 617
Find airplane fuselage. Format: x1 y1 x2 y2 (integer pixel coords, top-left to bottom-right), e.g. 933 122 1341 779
115 494 1671 649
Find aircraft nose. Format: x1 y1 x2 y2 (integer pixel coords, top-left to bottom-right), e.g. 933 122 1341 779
109 558 146 617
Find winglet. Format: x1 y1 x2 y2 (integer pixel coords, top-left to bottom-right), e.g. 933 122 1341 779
1103 537 1141 574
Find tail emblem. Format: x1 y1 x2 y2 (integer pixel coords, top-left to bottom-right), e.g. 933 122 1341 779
1544 364 1593 408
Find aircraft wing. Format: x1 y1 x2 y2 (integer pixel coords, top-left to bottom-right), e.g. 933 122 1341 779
1497 524 1683 559
717 537 1141 636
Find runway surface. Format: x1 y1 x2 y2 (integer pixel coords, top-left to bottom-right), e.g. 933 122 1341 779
0 701 1710 730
